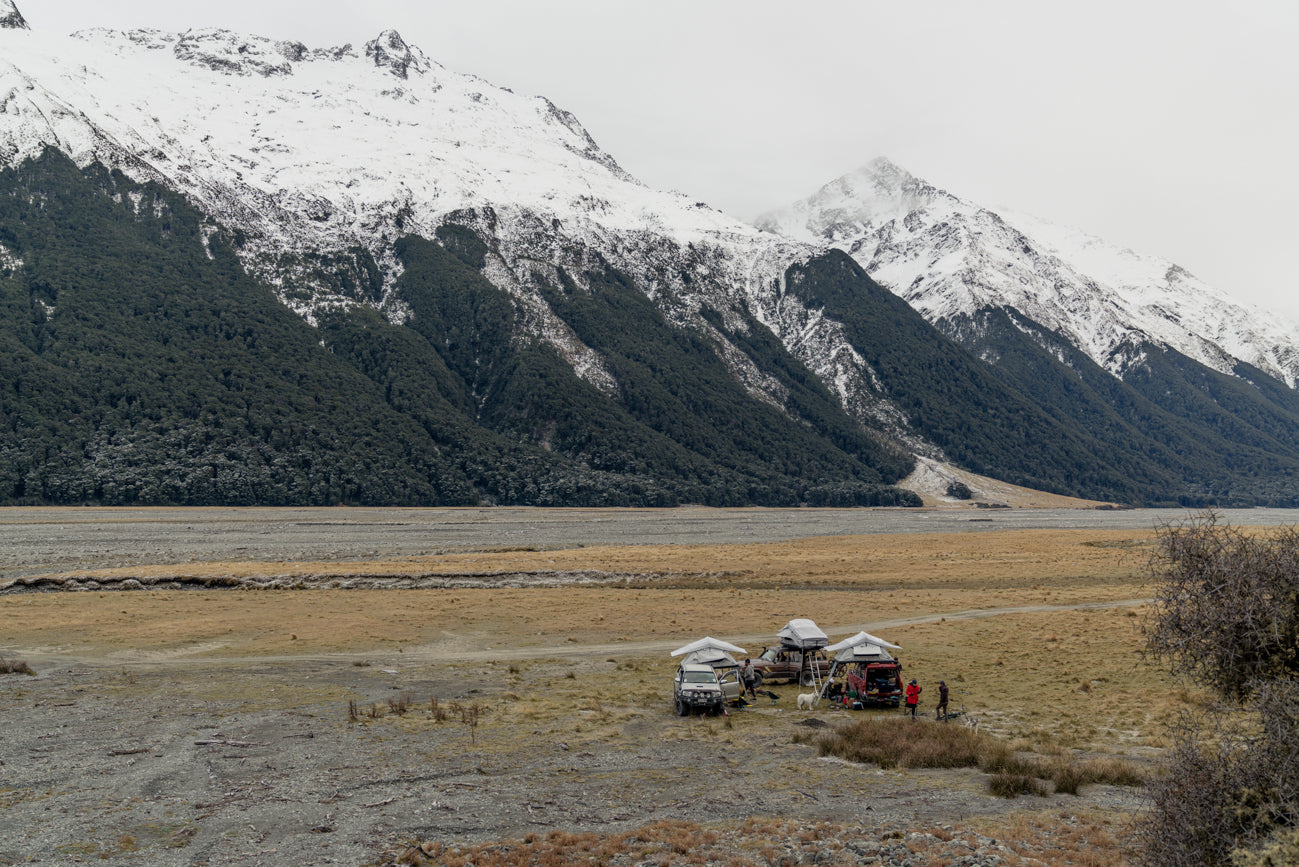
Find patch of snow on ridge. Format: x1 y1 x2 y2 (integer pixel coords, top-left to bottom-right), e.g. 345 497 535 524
0 26 772 275
759 159 1299 389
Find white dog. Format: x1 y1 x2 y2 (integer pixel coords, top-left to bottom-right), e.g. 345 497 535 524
797 693 816 710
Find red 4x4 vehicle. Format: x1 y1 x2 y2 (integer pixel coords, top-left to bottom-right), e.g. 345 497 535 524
843 660 904 708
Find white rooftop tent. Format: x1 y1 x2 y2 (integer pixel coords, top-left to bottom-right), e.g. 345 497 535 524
773 619 829 701
776 618 828 650
833 643 894 664
680 647 740 669
670 636 747 658
825 630 902 653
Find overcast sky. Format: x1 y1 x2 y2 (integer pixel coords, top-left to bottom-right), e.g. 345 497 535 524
23 1 1299 319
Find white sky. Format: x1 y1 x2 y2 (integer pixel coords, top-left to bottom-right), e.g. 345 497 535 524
20 0 1299 319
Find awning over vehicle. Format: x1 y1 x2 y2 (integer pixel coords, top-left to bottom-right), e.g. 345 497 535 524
825 630 902 653
777 618 828 649
670 636 747 657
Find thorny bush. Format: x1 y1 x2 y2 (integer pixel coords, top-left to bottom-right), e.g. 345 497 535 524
1136 514 1299 867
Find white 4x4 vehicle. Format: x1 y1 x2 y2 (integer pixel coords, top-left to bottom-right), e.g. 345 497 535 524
673 663 725 716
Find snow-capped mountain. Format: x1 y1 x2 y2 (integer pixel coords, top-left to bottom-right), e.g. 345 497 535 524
6 2 1299 508
756 157 1299 388
0 13 902 422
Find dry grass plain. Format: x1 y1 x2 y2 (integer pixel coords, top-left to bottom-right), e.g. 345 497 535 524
0 523 1225 864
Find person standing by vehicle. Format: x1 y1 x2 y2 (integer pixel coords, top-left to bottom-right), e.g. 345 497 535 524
741 658 758 701
935 680 949 720
905 679 922 718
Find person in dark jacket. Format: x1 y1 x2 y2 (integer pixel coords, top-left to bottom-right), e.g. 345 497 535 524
905 679 922 718
936 680 949 720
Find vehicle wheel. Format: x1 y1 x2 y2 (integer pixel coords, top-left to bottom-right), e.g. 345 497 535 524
751 672 763 688
800 670 815 687
674 698 687 717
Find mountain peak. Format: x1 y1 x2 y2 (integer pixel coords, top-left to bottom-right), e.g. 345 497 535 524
1 0 29 30
365 30 427 79
754 156 948 245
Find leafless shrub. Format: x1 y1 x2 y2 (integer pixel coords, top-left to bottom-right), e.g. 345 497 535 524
347 700 359 723
462 701 481 746
1136 514 1299 866
1145 513 1299 703
429 696 447 722
0 657 35 676
1132 697 1299 867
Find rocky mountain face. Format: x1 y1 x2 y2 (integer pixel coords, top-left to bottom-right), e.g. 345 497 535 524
757 159 1299 506
3 6 1299 507
0 0 26 30
757 157 1299 388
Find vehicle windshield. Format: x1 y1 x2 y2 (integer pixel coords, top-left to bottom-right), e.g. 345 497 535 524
759 648 779 661
683 671 717 684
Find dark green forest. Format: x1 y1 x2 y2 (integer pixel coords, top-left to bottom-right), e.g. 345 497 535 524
0 151 917 506
781 252 1299 506
4 149 1299 507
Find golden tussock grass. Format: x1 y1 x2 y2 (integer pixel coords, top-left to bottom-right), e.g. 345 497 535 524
1 525 1211 752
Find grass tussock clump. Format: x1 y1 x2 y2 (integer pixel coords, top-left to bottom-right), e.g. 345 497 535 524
816 717 1145 797
0 657 35 676
817 716 985 770
988 773 1049 798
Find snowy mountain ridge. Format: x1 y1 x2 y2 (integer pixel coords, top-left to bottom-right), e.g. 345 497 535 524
3 17 897 415
757 157 1299 388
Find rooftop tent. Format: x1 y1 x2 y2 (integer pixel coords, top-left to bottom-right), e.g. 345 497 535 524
777 618 828 650
825 630 902 653
682 648 740 670
833 642 895 664
670 636 747 658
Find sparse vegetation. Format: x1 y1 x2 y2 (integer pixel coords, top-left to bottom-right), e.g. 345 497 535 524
0 657 35 676
3 521 1177 864
816 716 1144 797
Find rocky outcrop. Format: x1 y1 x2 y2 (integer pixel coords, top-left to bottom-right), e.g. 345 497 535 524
0 0 28 30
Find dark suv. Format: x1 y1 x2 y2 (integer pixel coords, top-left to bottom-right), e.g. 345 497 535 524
748 645 833 687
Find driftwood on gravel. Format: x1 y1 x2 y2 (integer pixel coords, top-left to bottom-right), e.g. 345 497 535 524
194 739 260 747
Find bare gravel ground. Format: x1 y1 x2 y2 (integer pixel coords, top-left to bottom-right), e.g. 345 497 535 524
1 653 1145 866
4 505 1295 583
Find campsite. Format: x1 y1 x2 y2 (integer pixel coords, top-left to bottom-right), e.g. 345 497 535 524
0 506 1234 864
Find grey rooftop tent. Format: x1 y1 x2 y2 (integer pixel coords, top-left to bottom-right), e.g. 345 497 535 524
776 618 828 650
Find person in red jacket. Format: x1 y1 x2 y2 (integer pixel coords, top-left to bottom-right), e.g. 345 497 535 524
905 679 922 718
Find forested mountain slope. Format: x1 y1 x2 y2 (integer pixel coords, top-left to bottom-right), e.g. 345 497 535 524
3 10 1298 506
